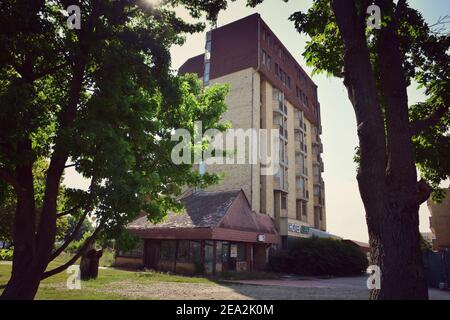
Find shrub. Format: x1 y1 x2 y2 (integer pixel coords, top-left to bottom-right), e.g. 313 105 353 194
269 237 368 277
0 248 13 261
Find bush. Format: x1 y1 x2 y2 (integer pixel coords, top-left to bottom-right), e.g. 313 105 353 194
0 248 13 261
269 237 368 277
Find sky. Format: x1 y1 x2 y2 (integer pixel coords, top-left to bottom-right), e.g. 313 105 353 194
65 1 450 243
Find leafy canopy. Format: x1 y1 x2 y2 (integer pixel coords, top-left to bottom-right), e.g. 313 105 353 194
0 0 229 245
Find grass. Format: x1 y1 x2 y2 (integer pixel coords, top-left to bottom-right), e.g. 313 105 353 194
0 258 213 300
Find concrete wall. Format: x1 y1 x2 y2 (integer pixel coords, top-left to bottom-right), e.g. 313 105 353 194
205 68 260 210
202 67 326 239
428 189 450 250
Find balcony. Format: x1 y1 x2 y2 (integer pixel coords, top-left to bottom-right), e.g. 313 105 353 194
295 164 308 177
313 174 320 185
314 195 325 207
295 139 307 154
312 139 323 152
296 188 309 200
295 140 301 153
274 174 288 192
273 100 287 116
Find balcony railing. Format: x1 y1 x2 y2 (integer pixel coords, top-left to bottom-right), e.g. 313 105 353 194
296 188 309 200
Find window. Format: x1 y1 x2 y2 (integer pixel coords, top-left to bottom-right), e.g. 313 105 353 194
237 243 246 261
302 201 307 217
275 63 279 76
296 200 308 221
281 194 287 210
215 241 223 264
313 165 320 176
177 240 190 262
276 165 288 191
314 185 321 196
190 240 201 264
280 141 288 164
204 31 212 85
160 240 176 260
204 61 210 84
261 50 271 69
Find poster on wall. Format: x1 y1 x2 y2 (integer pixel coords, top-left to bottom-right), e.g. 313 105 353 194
230 244 238 258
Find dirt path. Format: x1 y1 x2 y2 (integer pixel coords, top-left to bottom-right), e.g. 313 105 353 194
95 279 370 300
96 277 450 300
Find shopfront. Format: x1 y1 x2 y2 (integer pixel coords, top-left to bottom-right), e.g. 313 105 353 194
126 190 279 275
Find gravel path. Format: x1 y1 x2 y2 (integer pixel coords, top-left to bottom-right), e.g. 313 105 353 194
96 276 450 300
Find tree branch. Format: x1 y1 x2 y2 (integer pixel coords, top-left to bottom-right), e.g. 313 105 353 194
56 205 81 218
49 210 89 262
394 0 407 20
410 104 449 136
41 222 103 280
408 179 432 208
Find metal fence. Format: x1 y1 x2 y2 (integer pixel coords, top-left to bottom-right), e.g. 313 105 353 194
423 250 450 289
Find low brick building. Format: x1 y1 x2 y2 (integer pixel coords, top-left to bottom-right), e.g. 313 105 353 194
125 190 279 275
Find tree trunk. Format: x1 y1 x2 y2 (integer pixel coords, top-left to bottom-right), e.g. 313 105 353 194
331 0 428 299
367 203 427 299
0 140 46 300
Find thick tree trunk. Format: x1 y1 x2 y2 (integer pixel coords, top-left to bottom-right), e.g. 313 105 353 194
0 140 47 300
331 0 428 299
1 2 94 299
367 204 427 299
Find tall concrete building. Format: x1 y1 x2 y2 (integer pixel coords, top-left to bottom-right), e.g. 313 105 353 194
179 14 326 248
428 188 450 250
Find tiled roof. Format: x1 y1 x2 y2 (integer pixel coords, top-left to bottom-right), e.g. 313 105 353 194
127 190 241 230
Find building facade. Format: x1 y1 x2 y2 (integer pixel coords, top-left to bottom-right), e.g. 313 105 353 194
428 188 450 250
179 13 326 248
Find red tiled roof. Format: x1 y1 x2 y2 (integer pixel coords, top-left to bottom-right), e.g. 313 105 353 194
127 190 279 244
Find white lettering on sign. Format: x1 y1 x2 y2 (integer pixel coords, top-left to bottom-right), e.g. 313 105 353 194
288 223 310 235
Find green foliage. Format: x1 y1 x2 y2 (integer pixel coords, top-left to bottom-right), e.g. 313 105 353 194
287 0 449 197
65 215 94 243
0 0 230 259
66 232 93 254
269 237 368 276
0 249 13 261
0 158 69 242
419 234 432 252
0 182 15 242
289 1 344 77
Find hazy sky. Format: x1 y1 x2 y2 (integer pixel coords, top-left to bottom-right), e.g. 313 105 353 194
65 1 449 242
